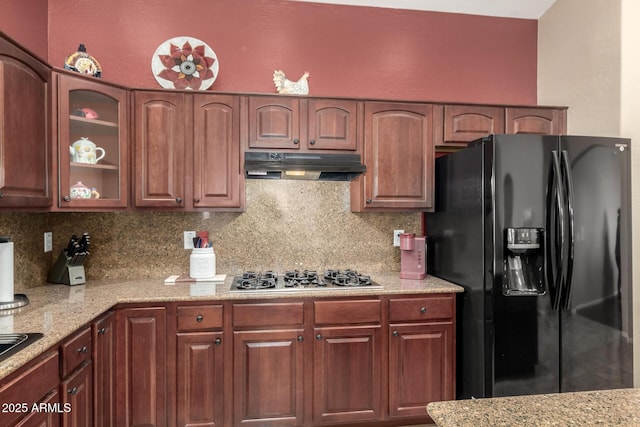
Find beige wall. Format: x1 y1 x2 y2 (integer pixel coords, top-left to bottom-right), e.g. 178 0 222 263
538 0 639 386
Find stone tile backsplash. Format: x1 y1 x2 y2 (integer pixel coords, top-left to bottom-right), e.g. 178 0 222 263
1 181 421 291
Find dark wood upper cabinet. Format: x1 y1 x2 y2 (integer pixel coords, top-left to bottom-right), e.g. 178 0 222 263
54 71 128 210
440 104 505 146
247 96 360 151
506 107 567 135
0 35 51 208
352 101 435 212
134 91 244 210
134 91 187 208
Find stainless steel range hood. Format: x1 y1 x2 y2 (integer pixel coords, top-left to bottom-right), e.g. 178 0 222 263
244 152 366 181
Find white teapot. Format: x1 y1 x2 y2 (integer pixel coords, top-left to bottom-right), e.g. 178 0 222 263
70 137 105 164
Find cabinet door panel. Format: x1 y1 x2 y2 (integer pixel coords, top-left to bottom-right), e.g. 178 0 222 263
389 323 455 419
193 95 243 209
314 326 382 424
307 99 358 150
233 329 304 426
134 92 186 207
116 307 167 427
0 44 51 208
176 332 224 427
15 389 60 427
61 361 93 427
248 97 300 149
359 102 434 210
93 312 115 427
443 105 504 145
505 107 566 135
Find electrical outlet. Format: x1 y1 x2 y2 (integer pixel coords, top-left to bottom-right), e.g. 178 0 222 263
393 230 404 247
184 231 196 249
44 232 53 252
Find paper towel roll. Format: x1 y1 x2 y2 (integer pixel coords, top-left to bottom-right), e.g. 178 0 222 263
0 242 15 303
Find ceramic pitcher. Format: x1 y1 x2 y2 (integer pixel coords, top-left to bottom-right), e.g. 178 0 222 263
70 137 105 164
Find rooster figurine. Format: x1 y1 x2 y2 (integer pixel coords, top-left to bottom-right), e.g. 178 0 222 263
273 70 310 95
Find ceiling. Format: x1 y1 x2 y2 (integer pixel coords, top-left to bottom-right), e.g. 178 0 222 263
291 0 557 19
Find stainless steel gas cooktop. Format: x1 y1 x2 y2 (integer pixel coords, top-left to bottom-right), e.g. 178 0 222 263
230 269 382 292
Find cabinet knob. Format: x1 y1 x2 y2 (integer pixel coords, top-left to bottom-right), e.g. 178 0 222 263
0 192 3 199
68 387 78 395
316 334 323 340
77 345 88 353
392 331 399 337
196 315 204 323
194 198 200 204
63 195 71 202
293 138 300 145
98 327 107 335
175 197 183 204
420 307 427 313
214 338 222 346
309 139 316 145
366 199 372 204
297 335 304 342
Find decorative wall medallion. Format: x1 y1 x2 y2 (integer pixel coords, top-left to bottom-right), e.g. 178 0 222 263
151 36 219 90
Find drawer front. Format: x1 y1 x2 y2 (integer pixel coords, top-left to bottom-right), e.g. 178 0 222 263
389 295 454 322
60 326 92 378
314 299 381 325
233 302 304 328
177 304 223 331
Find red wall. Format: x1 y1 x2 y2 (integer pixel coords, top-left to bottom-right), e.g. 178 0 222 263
0 0 48 60
48 0 536 104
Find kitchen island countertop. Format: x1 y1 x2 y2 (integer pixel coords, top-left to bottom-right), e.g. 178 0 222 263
0 273 462 381
427 388 640 426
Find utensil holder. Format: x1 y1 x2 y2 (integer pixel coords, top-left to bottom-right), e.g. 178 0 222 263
48 252 86 286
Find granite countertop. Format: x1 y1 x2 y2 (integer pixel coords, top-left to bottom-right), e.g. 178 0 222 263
0 273 462 381
427 389 640 426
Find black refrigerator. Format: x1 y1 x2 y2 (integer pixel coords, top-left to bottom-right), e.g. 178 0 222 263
426 134 633 399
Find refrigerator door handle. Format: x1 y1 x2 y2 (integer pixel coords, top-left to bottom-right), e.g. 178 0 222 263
546 150 565 310
560 150 575 310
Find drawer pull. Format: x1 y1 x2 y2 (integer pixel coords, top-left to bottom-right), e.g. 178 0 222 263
316 334 323 340
77 346 88 353
68 387 78 395
420 307 427 313
214 338 222 346
297 335 304 342
392 330 399 337
196 315 204 323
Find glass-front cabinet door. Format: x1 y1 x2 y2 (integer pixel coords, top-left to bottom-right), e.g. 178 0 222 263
56 72 128 209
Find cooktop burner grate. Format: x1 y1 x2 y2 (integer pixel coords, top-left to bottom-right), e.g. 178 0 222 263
231 269 382 292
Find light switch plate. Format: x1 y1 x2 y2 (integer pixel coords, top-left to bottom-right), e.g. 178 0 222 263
44 232 53 252
184 231 196 249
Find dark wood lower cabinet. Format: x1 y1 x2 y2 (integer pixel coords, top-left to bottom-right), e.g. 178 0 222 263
115 306 167 427
313 326 383 425
388 323 455 419
15 390 61 427
93 311 115 427
61 361 93 427
176 332 224 427
233 329 305 426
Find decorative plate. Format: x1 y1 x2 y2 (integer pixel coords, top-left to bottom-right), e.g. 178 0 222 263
151 36 219 90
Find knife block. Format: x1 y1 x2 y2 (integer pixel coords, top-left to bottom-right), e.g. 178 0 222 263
48 252 86 286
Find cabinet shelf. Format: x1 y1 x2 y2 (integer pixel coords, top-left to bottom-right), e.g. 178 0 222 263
69 115 119 128
70 162 119 171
